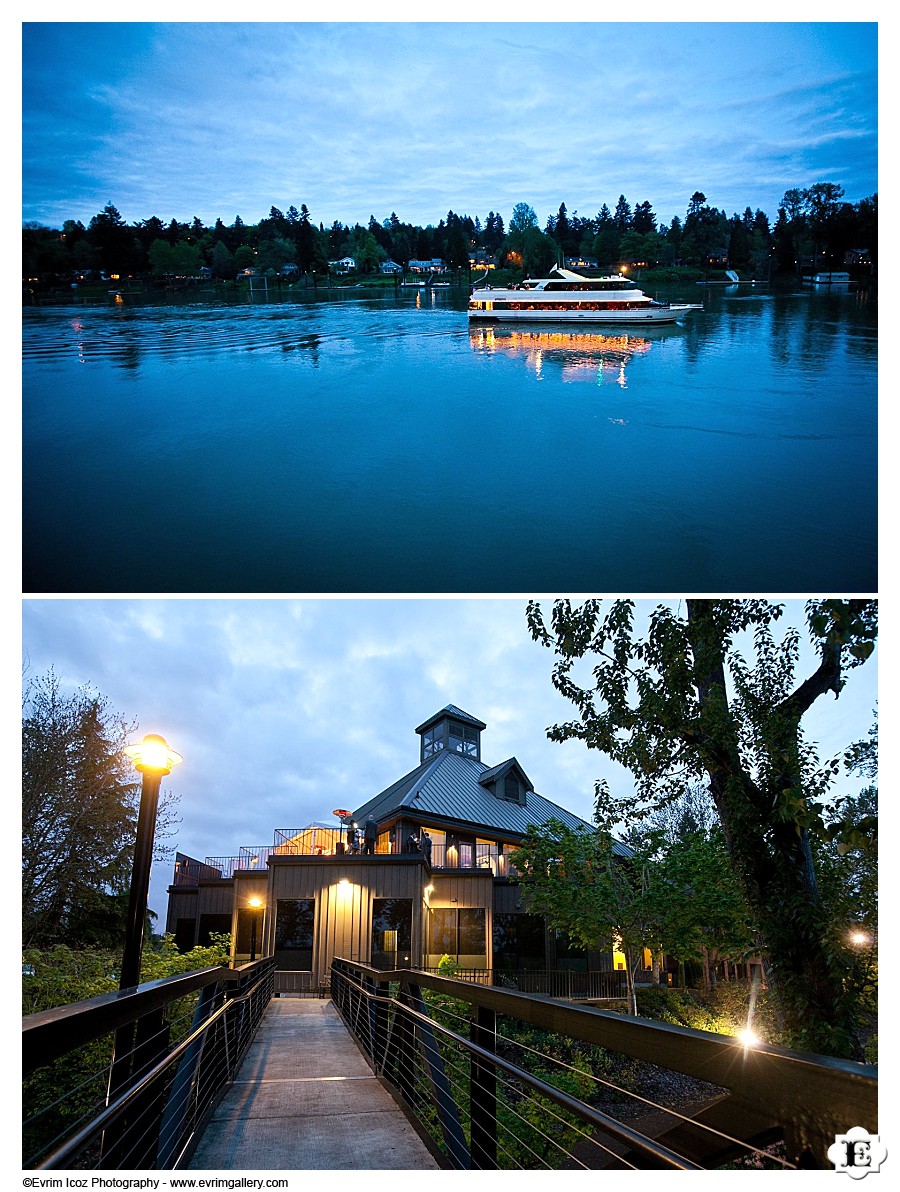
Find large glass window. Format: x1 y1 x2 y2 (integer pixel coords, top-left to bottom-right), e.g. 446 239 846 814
458 909 486 963
553 929 587 972
430 908 458 958
445 835 475 868
174 917 196 952
274 898 315 971
371 898 413 969
493 913 546 972
197 914 231 948
428 907 486 969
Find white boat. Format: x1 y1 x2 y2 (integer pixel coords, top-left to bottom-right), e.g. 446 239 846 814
804 271 854 286
468 266 702 324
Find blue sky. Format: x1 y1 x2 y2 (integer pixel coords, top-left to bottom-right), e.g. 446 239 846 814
21 18 878 234
21 598 878 924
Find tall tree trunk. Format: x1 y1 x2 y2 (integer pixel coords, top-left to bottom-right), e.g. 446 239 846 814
686 601 862 1059
625 949 638 1016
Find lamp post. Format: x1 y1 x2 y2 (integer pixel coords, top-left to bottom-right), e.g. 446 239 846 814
248 897 264 962
103 734 182 1164
120 734 182 990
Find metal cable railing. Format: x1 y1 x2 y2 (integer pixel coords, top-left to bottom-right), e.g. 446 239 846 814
330 959 877 1171
23 959 275 1170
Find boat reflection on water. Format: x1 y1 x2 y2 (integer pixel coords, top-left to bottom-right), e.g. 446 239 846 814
468 324 682 387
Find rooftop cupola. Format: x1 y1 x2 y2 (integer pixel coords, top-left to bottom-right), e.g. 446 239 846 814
415 705 487 764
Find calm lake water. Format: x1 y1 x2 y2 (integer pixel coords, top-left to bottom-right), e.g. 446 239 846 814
22 282 877 594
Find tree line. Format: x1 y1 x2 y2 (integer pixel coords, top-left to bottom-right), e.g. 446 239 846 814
23 182 877 286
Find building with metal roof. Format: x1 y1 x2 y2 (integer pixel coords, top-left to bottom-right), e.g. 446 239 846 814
166 705 633 993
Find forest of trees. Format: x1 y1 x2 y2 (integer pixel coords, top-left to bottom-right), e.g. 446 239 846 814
22 182 877 287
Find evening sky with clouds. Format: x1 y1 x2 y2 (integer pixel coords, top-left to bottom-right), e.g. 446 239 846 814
22 17 877 236
15 10 884 941
21 599 878 925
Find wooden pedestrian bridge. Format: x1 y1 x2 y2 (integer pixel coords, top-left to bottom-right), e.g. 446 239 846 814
23 957 877 1171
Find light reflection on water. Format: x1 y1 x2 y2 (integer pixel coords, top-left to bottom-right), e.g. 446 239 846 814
469 326 664 388
22 285 876 593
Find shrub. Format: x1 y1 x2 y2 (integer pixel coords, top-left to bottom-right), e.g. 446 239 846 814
636 981 783 1046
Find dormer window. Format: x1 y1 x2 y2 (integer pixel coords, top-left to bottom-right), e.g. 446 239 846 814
449 721 479 756
478 757 531 805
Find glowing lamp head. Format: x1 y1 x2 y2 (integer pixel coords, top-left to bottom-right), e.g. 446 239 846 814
248 897 263 909
738 1028 761 1049
124 733 183 775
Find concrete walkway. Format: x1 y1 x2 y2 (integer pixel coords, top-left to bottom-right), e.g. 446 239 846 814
187 998 440 1170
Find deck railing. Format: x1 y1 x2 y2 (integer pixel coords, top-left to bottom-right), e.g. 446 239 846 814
420 967 631 1000
330 958 877 1171
22 959 275 1170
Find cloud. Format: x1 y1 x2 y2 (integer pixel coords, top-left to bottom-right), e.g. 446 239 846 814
22 22 877 231
21 597 878 922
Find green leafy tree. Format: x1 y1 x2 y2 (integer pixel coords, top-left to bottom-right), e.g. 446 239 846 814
347 227 385 272
648 822 755 990
591 204 619 268
233 244 256 273
509 202 539 235
681 191 730 265
627 785 754 988
525 599 876 1059
613 194 632 231
803 181 846 270
631 201 657 235
619 229 664 267
521 226 558 275
778 188 807 273
511 821 654 1015
22 669 180 948
256 234 296 274
815 716 877 1036
210 239 234 279
86 202 139 274
147 238 202 277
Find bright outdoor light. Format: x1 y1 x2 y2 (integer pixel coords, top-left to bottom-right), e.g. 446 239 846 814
118 734 183 995
125 733 183 775
247 896 264 962
738 1028 761 1048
